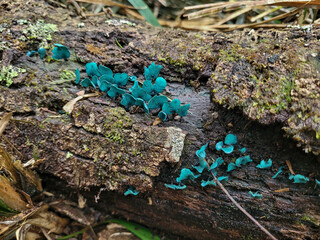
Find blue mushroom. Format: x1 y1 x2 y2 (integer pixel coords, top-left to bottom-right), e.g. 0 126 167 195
176 103 190 117
272 167 283 179
92 75 99 86
215 134 238 154
142 77 167 95
129 80 140 92
215 141 234 154
225 134 237 145
249 191 262 199
144 62 163 81
38 48 46 59
99 65 113 77
158 111 167 121
121 93 136 108
107 84 126 98
27 50 37 57
162 99 181 115
239 147 246 154
124 186 139 196
80 78 96 88
176 168 200 183
86 62 101 77
256 159 272 169
201 179 216 187
148 95 168 110
164 184 187 190
227 163 237 172
215 141 223 151
121 93 149 113
75 68 80 84
114 73 129 86
135 98 149 113
209 157 224 171
131 87 151 102
289 174 309 183
316 179 320 187
52 43 70 60
99 80 112 92
193 142 209 173
129 76 137 82
235 155 252 167
161 99 190 120
218 176 228 182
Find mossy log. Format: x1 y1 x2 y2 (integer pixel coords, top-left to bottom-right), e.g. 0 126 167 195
1 0 320 239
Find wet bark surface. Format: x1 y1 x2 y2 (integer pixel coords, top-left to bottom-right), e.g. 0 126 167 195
1 0 320 239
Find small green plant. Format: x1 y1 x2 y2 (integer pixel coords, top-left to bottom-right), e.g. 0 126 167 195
60 69 76 80
22 20 57 48
0 65 26 87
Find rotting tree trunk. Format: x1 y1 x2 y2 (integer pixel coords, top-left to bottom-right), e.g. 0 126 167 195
1 0 320 239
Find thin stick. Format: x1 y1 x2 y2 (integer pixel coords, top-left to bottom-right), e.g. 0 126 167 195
207 158 277 240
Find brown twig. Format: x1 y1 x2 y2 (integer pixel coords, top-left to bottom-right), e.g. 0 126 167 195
68 0 86 18
285 160 295 175
207 158 277 240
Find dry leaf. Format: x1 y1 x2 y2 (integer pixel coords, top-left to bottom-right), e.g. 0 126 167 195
63 93 99 114
16 223 32 240
78 194 86 209
0 146 19 183
0 112 12 136
50 201 91 225
76 90 85 96
14 160 43 192
152 117 162 126
27 211 68 234
25 231 42 240
0 176 28 212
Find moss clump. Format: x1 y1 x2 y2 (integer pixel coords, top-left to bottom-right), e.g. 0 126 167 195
301 214 319 226
219 45 245 62
60 69 76 80
0 41 12 50
103 107 133 144
104 107 132 129
209 32 320 155
106 129 124 144
21 20 57 48
0 65 26 87
148 29 216 75
211 43 297 117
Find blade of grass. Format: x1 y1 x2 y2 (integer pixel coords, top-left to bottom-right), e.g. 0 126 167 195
249 6 282 22
128 0 161 27
215 6 253 26
109 219 161 240
184 0 320 20
225 6 303 31
184 1 265 20
0 199 19 216
56 227 90 240
75 0 135 8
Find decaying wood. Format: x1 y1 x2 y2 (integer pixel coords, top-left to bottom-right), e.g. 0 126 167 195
0 0 319 239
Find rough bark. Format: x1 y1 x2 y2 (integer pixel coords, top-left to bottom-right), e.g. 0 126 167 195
1 0 320 239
